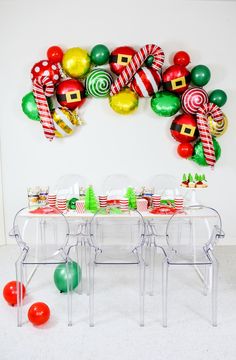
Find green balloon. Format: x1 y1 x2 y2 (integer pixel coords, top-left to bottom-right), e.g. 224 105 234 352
90 44 110 66
191 138 221 166
145 55 154 67
151 91 181 117
54 261 81 293
22 91 54 121
191 65 211 86
209 89 227 107
67 197 79 210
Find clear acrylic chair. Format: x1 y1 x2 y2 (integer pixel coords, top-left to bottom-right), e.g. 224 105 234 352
146 205 224 327
12 207 78 327
87 208 146 327
52 174 88 294
144 174 179 295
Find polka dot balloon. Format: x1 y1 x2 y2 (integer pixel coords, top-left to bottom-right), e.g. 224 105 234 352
31 60 60 84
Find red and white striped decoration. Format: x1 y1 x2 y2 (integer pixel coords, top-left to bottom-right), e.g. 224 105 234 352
181 87 208 114
48 194 56 207
99 195 108 208
152 195 161 208
32 76 55 141
56 197 67 212
110 44 165 96
175 196 184 211
119 198 129 211
196 102 223 167
137 199 148 212
130 67 162 97
76 200 85 213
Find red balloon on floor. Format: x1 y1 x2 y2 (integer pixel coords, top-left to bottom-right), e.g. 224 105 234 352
177 143 194 158
28 302 50 326
3 281 26 306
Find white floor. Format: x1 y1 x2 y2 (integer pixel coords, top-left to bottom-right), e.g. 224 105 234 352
0 245 236 360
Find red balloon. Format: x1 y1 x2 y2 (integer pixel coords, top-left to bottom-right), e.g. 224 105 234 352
28 302 50 326
56 79 86 110
31 60 60 84
3 281 26 306
47 46 64 63
177 143 194 158
162 65 190 94
109 46 136 75
173 51 190 66
170 113 198 143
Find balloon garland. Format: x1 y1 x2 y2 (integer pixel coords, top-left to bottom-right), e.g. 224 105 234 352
21 44 228 168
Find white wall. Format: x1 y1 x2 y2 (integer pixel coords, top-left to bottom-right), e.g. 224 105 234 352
0 0 236 244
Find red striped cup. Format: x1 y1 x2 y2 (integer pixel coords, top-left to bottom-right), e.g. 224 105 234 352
48 194 56 207
152 194 161 208
175 196 184 211
76 200 85 214
57 197 67 212
99 195 108 208
120 198 129 211
137 199 148 212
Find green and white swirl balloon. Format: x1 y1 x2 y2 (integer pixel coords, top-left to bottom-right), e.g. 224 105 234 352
86 69 113 98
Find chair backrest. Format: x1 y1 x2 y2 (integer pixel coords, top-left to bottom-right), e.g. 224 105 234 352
88 209 146 262
52 174 87 198
165 205 224 254
12 207 70 262
101 174 136 199
145 174 179 198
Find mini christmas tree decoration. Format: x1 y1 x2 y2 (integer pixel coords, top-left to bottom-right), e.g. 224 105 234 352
125 187 137 209
85 186 99 212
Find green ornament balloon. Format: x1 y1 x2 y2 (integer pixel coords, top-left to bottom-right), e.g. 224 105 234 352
191 138 221 166
22 91 54 121
54 261 81 293
191 65 211 86
90 44 110 66
67 197 79 210
209 89 227 107
86 69 113 98
151 91 181 117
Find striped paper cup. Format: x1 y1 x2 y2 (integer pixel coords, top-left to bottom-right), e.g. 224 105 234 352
76 200 85 214
57 198 67 212
152 195 161 208
48 194 56 207
99 195 107 208
175 196 184 210
137 199 148 212
120 198 129 211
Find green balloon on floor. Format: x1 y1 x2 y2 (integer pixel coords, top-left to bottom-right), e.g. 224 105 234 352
54 261 81 293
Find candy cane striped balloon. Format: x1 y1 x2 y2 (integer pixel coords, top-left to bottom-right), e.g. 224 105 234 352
110 44 165 96
33 77 55 141
196 102 223 167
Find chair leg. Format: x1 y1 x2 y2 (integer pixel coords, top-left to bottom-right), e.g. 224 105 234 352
15 261 24 327
139 247 146 327
88 247 95 327
162 258 169 328
203 265 209 296
66 261 73 326
211 261 218 327
149 241 156 296
76 240 83 295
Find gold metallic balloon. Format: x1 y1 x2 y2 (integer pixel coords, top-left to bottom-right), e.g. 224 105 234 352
208 113 228 137
109 88 139 115
52 107 82 138
62 47 91 78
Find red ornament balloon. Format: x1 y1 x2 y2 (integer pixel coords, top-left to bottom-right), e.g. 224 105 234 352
56 79 86 110
28 302 50 326
177 143 194 158
47 46 64 64
130 67 161 97
162 64 190 94
170 113 198 143
109 46 136 75
173 51 190 66
31 60 60 84
3 281 26 306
